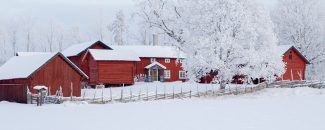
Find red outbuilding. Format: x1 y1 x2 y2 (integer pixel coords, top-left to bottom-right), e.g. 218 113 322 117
277 45 310 81
0 53 88 103
85 49 140 85
62 40 112 76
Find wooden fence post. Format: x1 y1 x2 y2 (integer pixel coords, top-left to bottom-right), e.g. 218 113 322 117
130 86 132 101
197 84 200 97
26 86 31 104
70 82 73 101
155 85 158 100
101 85 104 103
180 86 183 98
189 85 192 98
146 85 149 101
48 86 51 96
205 85 208 96
110 87 113 102
164 85 166 99
172 86 175 99
121 84 124 102
138 88 141 100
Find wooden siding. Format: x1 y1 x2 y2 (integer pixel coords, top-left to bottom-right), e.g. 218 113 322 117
135 58 184 82
97 61 136 85
30 55 84 97
88 55 99 85
279 48 307 80
0 84 27 103
68 43 108 69
0 78 30 103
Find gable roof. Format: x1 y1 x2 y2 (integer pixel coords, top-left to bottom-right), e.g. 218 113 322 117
277 45 310 64
62 40 112 57
145 61 167 69
0 52 88 80
88 49 140 61
110 45 186 58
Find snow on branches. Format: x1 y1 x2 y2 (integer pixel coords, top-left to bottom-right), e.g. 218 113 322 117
137 0 285 84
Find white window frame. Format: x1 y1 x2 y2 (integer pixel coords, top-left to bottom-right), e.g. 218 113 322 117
179 59 184 63
164 70 171 79
179 71 186 79
165 58 170 63
151 58 156 63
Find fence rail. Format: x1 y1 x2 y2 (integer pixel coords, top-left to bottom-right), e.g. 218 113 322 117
65 83 267 104
268 80 325 89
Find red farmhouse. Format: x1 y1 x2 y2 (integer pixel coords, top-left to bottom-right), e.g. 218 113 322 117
277 45 310 81
0 53 88 103
111 45 186 82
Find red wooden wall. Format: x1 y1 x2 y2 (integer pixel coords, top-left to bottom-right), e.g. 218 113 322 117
135 58 184 82
85 51 137 85
279 48 307 80
29 55 84 97
97 61 136 85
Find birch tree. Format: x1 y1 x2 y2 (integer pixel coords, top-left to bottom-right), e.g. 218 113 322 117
109 10 129 45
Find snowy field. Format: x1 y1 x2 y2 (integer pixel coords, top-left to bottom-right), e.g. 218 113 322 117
1 87 325 130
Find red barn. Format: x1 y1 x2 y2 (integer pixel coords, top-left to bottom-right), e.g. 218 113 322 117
62 40 112 75
111 45 186 82
277 45 310 80
85 49 140 85
0 53 88 103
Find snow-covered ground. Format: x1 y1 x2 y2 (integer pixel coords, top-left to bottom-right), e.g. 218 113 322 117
1 87 325 130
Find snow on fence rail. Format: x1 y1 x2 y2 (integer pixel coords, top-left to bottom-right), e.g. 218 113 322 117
268 80 325 89
65 82 267 104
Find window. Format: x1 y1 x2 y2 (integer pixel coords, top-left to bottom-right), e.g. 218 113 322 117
165 58 170 63
151 58 156 63
289 51 293 60
179 71 186 79
178 59 184 63
164 70 171 79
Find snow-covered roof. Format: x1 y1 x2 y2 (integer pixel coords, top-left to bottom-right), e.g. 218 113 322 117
33 86 48 90
16 52 52 56
110 45 186 58
0 53 88 80
276 45 310 64
0 53 57 80
88 49 140 61
62 40 111 57
145 61 167 69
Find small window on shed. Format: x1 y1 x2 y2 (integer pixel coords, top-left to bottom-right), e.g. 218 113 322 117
289 51 293 60
165 58 170 63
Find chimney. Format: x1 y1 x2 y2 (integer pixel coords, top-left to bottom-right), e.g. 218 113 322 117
153 34 158 46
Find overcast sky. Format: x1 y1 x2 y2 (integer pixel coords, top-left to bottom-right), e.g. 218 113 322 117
0 0 279 29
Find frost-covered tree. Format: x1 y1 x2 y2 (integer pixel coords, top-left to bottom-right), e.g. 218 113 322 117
109 10 129 45
137 0 285 88
273 0 325 80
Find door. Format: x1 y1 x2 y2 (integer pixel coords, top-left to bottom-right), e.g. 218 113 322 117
152 69 158 81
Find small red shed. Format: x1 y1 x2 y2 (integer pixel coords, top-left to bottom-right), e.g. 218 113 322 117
86 49 140 85
0 53 88 103
277 45 310 81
